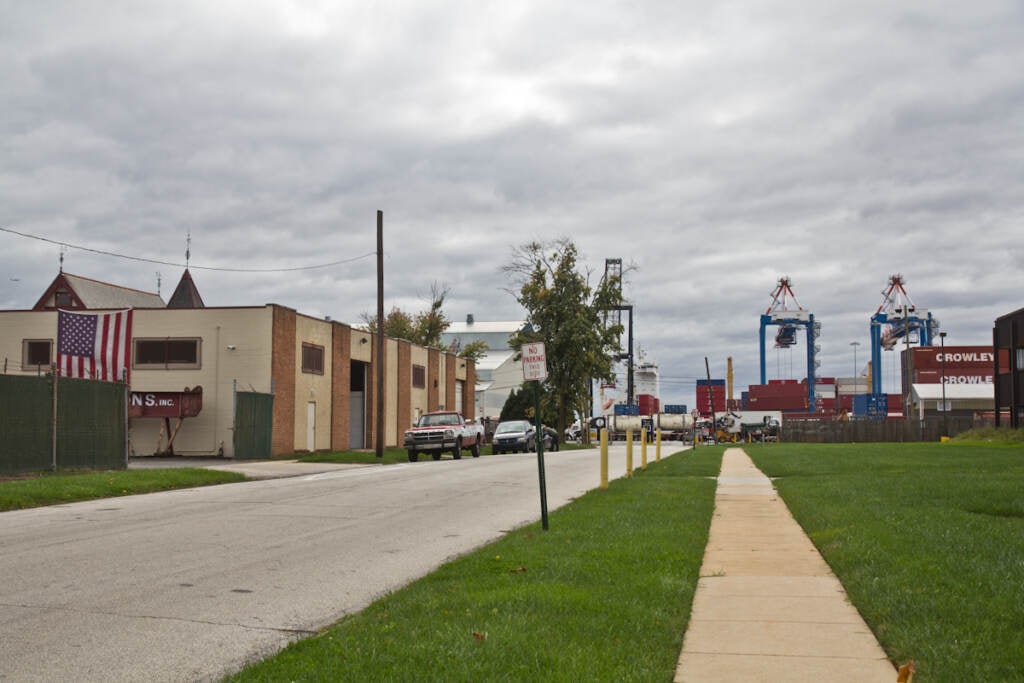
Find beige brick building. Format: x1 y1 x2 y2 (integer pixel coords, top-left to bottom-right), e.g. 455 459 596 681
1 271 476 457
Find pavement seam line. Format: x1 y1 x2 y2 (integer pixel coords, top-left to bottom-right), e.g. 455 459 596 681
0 601 317 636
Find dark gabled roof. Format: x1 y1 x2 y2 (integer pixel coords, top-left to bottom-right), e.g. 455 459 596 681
33 272 165 311
166 269 205 309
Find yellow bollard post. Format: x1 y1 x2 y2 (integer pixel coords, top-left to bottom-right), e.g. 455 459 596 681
625 428 633 478
656 428 662 461
600 428 609 490
641 428 648 470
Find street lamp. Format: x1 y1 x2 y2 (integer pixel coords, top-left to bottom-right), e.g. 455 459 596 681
939 332 948 437
850 341 861 381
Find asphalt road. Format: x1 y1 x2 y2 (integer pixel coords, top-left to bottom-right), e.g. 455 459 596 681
0 443 674 682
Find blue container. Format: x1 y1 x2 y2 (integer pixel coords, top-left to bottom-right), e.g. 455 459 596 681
663 404 688 414
613 404 640 416
852 394 888 419
696 379 726 386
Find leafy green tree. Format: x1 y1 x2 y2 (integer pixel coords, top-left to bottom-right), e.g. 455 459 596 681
500 384 556 424
455 339 489 364
362 282 453 349
504 238 625 439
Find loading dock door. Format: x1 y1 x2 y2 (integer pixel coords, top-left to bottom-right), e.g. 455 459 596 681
350 360 367 449
307 402 316 451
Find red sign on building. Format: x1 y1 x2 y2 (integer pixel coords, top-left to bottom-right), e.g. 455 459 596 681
909 346 1006 385
128 387 203 418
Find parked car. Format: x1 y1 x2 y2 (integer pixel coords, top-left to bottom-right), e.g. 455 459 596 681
403 411 484 462
491 420 536 454
491 421 560 453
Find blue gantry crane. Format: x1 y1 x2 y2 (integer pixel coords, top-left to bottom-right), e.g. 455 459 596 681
869 274 939 396
759 277 820 408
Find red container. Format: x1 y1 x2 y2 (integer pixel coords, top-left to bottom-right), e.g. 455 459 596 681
696 385 726 414
910 345 1002 384
638 394 660 416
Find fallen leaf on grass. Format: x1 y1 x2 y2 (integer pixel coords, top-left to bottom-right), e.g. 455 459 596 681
897 661 916 682
510 566 528 574
473 632 487 642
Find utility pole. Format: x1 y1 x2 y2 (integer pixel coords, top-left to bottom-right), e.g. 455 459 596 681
705 357 717 444
376 210 385 459
940 331 948 437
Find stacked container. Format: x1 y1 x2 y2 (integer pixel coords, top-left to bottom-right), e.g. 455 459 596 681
696 379 726 414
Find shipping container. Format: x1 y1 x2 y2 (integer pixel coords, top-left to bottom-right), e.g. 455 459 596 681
909 345 1003 385
613 404 639 416
696 384 726 414
663 404 688 414
638 394 659 416
746 396 807 411
853 394 888 418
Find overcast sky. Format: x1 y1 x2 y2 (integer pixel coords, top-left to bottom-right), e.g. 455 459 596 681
2 1 1022 408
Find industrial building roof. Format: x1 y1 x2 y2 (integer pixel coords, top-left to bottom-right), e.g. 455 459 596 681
910 383 994 401
166 269 205 309
445 320 526 334
33 272 165 310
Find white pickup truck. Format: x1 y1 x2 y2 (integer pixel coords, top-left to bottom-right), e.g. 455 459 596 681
403 411 484 462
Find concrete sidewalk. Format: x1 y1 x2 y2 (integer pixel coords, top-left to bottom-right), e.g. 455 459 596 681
674 448 895 682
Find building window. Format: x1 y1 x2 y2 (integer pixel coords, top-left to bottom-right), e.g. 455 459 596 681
412 364 426 389
134 338 201 369
55 289 73 308
22 339 52 369
302 343 324 375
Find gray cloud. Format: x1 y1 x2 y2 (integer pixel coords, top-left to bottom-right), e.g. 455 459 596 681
2 1 1022 406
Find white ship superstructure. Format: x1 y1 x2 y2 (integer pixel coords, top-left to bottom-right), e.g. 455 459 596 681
598 349 660 415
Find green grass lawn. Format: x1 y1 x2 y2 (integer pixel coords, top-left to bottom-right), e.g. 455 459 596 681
0 468 247 511
747 442 1024 682
228 447 722 682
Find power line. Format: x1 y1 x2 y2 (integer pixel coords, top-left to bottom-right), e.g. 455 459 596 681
0 226 376 273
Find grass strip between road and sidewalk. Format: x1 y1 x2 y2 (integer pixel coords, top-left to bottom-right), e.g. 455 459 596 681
0 468 248 511
747 441 1024 682
228 447 723 682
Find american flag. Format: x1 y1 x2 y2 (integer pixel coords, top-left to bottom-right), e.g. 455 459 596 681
57 309 133 382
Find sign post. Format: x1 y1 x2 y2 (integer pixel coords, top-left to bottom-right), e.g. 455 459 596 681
521 343 550 531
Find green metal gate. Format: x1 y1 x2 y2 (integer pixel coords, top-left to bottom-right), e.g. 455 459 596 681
234 391 274 459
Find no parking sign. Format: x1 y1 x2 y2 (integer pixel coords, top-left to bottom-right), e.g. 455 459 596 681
520 341 550 530
521 342 548 382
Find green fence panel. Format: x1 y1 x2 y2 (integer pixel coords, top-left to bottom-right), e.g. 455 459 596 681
781 416 976 443
0 375 126 474
234 391 273 459
57 377 127 470
0 375 54 474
